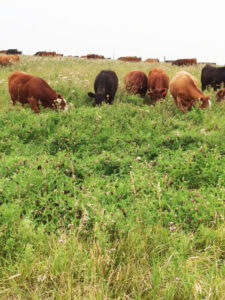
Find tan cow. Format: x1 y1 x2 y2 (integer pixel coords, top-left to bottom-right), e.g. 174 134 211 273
8 71 68 113
169 71 211 112
147 68 169 101
124 71 148 97
0 55 20 66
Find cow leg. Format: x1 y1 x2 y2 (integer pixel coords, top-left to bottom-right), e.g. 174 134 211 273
28 97 39 113
176 96 186 112
201 83 206 91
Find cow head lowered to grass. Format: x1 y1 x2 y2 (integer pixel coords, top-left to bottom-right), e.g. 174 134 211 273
88 70 118 105
147 68 170 101
170 71 211 112
8 71 68 113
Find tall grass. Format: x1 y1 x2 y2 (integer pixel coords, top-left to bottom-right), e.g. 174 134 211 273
0 56 224 299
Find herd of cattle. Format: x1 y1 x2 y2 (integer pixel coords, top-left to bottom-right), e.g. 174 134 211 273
2 63 225 114
1 49 212 65
0 50 225 113
86 65 225 112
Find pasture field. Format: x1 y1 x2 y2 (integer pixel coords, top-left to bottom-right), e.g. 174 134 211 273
0 56 225 299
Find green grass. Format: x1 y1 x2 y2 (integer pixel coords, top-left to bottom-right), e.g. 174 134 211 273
0 56 225 299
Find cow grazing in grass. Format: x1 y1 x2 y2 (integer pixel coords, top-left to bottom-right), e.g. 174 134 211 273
201 64 225 91
216 89 225 102
170 71 211 112
88 70 118 105
8 71 68 113
0 55 20 66
124 71 148 97
147 68 169 101
172 58 197 66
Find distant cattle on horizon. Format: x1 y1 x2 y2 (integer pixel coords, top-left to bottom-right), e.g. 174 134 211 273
145 58 159 63
118 56 142 62
86 54 105 59
172 58 197 66
34 51 63 57
0 49 22 55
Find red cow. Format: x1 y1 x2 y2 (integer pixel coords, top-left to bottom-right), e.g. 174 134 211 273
8 71 68 113
147 68 169 100
172 58 197 66
124 70 148 97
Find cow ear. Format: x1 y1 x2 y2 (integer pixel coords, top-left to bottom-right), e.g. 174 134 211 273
88 92 95 98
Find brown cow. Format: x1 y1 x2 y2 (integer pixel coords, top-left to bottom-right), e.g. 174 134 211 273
118 56 142 62
216 89 225 102
86 54 105 59
34 51 58 57
172 58 197 66
169 71 211 112
124 71 148 97
145 58 159 63
8 71 68 113
0 55 20 66
147 68 169 101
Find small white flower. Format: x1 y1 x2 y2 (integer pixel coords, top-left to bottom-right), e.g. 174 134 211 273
96 115 102 122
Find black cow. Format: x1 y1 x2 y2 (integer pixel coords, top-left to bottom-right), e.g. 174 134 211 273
88 70 118 105
201 64 225 91
6 49 22 55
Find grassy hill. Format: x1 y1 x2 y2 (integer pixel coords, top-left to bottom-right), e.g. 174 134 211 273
0 56 225 299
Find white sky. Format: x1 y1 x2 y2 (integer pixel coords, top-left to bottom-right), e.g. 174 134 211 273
1 0 225 64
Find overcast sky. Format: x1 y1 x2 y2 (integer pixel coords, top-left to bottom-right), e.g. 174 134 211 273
1 0 225 64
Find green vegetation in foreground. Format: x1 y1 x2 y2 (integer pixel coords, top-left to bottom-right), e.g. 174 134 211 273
0 56 225 299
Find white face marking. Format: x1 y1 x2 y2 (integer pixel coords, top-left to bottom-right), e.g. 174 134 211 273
55 98 62 104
